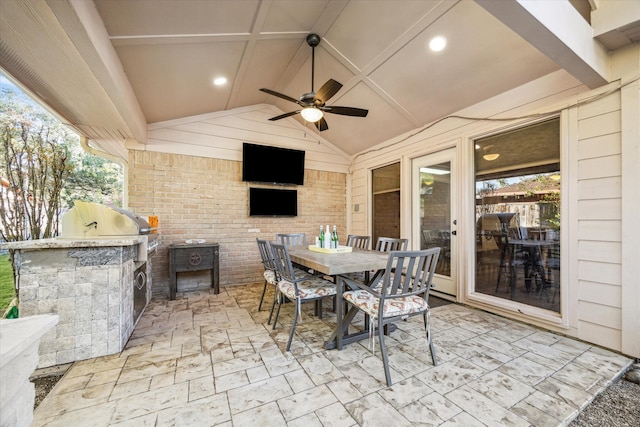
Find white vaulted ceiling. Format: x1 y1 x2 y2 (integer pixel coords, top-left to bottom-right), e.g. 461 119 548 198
1 0 636 159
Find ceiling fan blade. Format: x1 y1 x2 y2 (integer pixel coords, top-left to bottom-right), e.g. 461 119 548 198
260 88 303 106
268 111 300 121
314 79 342 105
314 117 329 131
323 106 369 117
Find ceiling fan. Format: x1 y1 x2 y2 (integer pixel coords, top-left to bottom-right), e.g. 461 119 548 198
259 34 368 131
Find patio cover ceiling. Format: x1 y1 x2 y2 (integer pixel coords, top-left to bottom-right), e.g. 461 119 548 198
1 0 638 161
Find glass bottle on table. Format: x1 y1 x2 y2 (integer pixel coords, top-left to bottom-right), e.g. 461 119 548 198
324 225 331 249
318 225 324 248
332 225 338 249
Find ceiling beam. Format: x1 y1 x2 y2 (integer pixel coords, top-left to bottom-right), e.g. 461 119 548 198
476 0 609 89
65 0 147 143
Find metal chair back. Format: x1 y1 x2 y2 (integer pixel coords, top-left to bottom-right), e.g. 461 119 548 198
378 248 440 299
256 238 277 273
375 237 408 252
276 233 307 246
270 242 299 283
346 234 370 250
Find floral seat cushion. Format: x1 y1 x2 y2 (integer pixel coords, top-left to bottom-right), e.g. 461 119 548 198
278 277 336 300
263 269 276 284
264 267 306 285
343 289 427 319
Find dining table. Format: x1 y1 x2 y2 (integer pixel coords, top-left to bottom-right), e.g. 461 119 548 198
287 245 390 350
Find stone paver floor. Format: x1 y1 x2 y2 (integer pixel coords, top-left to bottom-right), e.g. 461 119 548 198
32 284 633 426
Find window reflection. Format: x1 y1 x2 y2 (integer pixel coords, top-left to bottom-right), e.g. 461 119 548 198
420 163 451 276
474 119 560 312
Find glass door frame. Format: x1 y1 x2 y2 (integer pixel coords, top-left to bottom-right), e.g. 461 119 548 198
411 147 458 299
463 115 570 328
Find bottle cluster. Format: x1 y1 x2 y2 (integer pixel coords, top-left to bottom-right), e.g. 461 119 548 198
317 225 339 249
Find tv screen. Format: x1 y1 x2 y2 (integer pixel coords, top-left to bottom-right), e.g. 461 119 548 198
249 188 297 216
242 143 305 185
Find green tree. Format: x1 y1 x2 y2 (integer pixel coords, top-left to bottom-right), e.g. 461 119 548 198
1 90 71 241
1 82 123 299
63 148 123 208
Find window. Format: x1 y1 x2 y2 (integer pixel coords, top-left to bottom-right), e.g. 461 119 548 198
372 163 400 244
474 119 561 312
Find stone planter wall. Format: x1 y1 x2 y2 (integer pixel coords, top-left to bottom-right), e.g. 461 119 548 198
0 315 58 427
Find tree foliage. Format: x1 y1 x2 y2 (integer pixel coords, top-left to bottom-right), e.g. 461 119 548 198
0 86 123 243
1 91 71 240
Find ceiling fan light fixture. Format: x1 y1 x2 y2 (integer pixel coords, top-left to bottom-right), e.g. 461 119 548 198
301 107 323 123
483 153 500 161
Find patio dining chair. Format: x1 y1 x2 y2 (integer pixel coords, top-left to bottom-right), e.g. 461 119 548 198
276 233 307 246
342 235 372 283
337 247 440 386
346 234 370 249
256 238 279 319
375 237 408 252
256 239 308 322
372 237 409 285
270 242 337 351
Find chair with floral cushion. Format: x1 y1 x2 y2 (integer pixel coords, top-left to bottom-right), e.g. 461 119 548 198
256 238 279 318
256 238 308 322
270 242 337 351
336 247 440 386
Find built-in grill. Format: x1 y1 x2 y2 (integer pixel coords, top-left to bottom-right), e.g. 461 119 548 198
60 201 158 325
61 200 154 238
60 201 158 257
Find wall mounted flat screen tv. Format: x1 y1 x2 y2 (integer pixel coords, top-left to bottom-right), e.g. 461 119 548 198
242 143 305 185
249 188 297 216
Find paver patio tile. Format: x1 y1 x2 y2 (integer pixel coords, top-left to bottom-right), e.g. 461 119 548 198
29 284 633 427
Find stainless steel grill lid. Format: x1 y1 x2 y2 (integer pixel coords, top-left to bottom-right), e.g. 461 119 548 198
61 201 152 238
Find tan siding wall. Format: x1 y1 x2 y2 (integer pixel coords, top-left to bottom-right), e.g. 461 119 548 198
143 104 350 173
575 91 623 349
346 66 639 356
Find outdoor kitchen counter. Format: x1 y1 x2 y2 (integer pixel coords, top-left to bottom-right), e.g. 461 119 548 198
2 235 157 368
1 235 150 250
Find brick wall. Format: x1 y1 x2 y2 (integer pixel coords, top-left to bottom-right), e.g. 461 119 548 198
127 150 347 296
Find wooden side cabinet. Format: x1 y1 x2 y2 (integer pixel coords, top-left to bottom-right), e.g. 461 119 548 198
168 243 219 300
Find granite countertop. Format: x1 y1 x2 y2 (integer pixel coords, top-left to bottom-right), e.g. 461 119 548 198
0 235 148 250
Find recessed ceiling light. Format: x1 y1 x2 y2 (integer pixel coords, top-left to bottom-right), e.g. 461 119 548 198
429 36 447 52
213 77 227 86
419 167 450 175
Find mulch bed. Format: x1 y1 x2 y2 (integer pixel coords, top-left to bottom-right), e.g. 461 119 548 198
33 374 63 409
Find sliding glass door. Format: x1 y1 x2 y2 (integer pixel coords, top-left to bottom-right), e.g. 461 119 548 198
474 119 561 312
